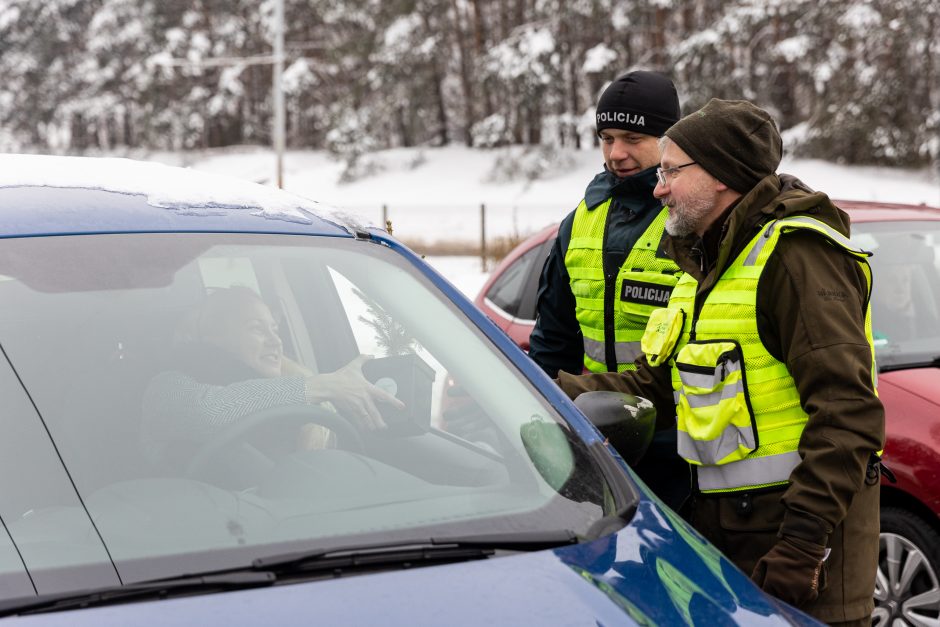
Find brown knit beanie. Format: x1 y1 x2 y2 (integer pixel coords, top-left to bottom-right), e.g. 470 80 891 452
664 99 782 193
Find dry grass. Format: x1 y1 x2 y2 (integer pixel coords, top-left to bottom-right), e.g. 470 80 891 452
399 233 528 263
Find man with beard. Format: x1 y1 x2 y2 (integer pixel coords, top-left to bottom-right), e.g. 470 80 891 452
554 99 884 625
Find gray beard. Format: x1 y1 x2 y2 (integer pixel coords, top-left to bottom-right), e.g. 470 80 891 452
665 196 715 237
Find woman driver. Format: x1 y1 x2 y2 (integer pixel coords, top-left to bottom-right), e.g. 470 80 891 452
141 286 403 465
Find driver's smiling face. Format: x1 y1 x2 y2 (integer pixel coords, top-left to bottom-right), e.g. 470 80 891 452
204 298 284 378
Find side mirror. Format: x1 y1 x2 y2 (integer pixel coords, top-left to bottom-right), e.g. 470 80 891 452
574 391 656 467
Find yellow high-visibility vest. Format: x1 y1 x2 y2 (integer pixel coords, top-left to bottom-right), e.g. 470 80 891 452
566 200 680 372
641 216 876 493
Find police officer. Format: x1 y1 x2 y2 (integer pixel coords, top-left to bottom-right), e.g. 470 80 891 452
556 99 884 626
528 71 690 511
529 70 682 379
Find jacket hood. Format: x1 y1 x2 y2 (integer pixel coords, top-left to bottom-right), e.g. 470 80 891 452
773 173 851 234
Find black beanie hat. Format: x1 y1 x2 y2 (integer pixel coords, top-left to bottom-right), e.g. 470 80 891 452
595 70 680 137
665 98 783 194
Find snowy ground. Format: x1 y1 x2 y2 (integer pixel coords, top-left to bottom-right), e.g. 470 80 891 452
419 255 490 301
135 144 940 296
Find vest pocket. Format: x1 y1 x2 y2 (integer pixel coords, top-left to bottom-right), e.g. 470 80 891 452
641 306 685 367
675 340 757 466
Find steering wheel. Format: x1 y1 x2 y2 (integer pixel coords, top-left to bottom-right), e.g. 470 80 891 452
186 404 364 481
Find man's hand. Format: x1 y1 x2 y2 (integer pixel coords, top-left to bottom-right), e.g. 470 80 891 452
751 535 828 607
305 355 405 431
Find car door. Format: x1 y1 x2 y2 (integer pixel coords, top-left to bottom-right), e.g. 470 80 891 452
481 238 554 350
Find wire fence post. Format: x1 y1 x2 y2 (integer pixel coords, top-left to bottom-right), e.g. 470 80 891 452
480 203 487 272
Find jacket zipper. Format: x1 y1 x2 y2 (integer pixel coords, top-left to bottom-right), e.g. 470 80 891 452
687 218 731 342
602 212 617 370
688 242 705 342
688 293 699 341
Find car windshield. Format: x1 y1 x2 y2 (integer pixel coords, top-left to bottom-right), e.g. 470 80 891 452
0 233 615 594
854 221 940 370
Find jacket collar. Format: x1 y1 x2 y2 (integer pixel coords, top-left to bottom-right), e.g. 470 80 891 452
584 166 659 216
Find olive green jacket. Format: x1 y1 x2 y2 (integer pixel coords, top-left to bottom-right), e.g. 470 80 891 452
557 173 885 546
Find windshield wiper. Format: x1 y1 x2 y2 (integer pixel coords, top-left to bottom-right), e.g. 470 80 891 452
0 529 578 617
0 571 275 618
252 528 579 571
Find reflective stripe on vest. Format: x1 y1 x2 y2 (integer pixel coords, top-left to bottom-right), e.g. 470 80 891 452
696 451 802 492
658 216 876 493
566 200 680 373
583 336 644 365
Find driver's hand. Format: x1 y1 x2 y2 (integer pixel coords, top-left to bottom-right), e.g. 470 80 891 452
304 355 405 431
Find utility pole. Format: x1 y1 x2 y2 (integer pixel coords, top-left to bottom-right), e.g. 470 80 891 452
167 1 308 188
273 0 286 188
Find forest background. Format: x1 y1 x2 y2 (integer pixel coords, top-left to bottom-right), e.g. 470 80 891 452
1 0 939 183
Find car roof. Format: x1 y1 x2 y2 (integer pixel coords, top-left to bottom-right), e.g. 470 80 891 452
0 154 357 238
839 199 940 223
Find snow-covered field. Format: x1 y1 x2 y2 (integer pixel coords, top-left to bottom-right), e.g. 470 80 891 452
419 255 490 301
137 145 940 296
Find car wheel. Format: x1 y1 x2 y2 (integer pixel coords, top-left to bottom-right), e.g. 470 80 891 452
874 507 940 627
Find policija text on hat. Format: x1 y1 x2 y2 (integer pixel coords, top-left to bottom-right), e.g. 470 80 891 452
555 99 884 626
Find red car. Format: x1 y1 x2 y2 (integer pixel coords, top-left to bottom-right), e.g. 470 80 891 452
475 200 940 625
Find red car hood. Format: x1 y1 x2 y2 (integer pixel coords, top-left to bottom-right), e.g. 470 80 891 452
880 367 940 405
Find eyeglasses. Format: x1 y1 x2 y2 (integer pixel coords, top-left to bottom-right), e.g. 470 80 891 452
655 162 697 187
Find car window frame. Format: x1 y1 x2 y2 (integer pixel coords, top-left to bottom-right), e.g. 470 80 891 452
515 237 555 324
484 239 550 323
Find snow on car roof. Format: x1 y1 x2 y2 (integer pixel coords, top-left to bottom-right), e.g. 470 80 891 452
0 153 345 228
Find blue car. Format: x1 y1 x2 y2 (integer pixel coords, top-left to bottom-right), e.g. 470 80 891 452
0 155 816 625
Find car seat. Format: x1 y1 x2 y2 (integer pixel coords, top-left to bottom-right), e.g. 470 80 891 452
54 309 177 494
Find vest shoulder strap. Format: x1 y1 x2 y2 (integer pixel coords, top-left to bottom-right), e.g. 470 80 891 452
742 215 872 268
774 216 871 258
